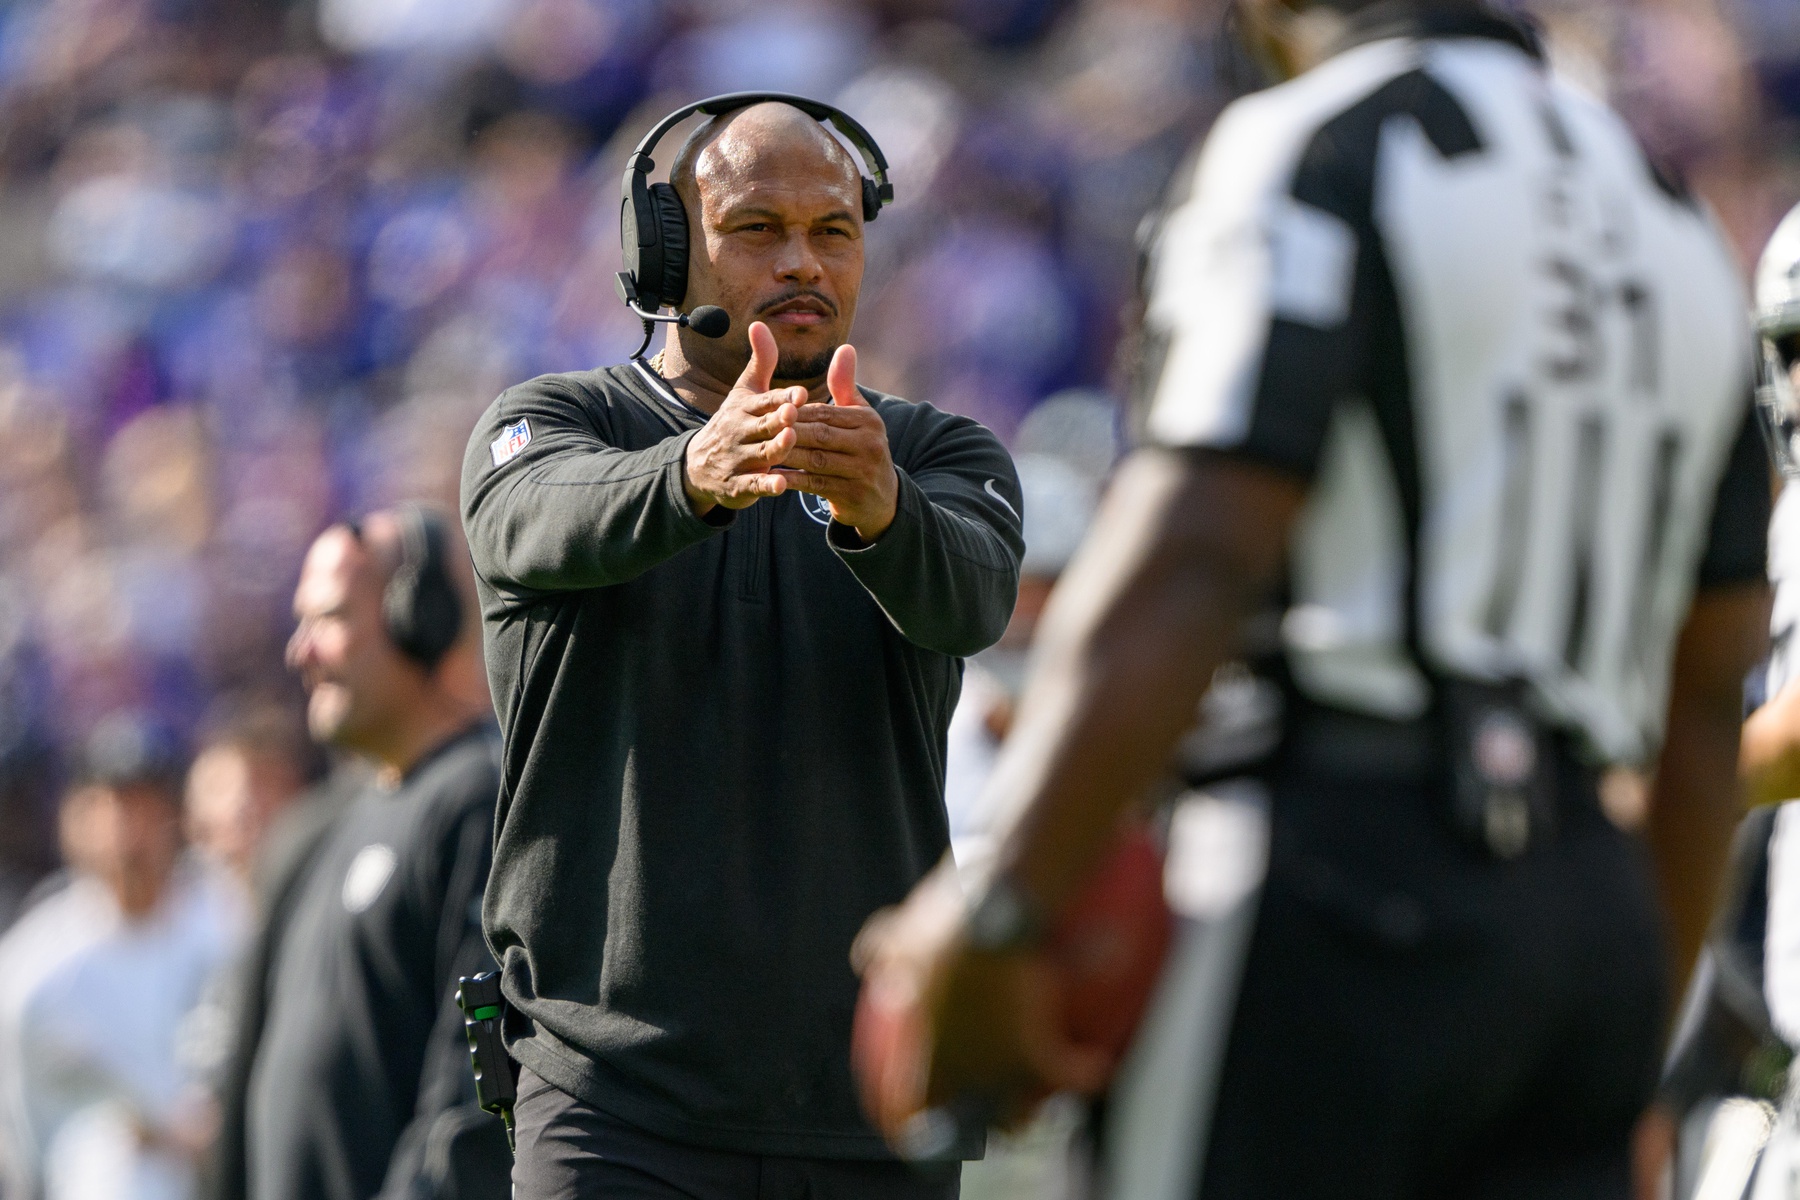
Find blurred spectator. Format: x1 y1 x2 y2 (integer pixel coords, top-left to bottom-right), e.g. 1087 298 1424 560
183 700 323 888
0 743 58 937
165 698 326 1197
0 713 244 1200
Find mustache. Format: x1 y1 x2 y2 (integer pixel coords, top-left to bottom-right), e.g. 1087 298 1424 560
754 288 839 318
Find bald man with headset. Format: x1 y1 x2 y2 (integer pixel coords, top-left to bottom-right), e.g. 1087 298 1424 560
211 506 507 1200
461 95 1023 1198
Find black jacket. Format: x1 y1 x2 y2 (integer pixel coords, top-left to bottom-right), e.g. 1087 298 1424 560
461 362 1022 1158
207 772 352 1200
213 726 509 1200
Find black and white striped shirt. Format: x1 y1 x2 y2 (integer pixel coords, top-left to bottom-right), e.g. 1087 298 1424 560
1140 6 1768 765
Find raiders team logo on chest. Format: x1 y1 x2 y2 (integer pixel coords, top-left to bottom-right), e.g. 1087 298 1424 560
798 491 832 526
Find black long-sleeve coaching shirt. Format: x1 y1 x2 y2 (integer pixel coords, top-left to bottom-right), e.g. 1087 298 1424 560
242 725 508 1200
461 362 1023 1158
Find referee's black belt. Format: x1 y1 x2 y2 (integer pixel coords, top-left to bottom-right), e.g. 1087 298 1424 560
1281 703 1604 812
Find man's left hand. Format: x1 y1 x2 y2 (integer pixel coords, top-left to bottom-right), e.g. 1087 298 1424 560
775 344 899 543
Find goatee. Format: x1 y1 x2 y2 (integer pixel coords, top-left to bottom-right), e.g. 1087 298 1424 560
774 349 835 385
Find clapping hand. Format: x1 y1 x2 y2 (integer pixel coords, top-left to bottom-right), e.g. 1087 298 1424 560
682 321 804 517
774 343 899 543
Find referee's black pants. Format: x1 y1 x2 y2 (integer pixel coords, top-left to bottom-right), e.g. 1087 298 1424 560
1195 752 1666 1199
510 1068 961 1200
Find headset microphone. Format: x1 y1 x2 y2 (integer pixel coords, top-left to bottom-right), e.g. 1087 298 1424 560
683 306 730 338
615 272 731 340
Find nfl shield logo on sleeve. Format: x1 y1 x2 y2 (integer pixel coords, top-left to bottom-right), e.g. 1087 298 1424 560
490 418 531 467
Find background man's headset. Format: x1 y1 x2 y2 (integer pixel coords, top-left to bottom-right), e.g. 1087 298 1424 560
345 505 463 671
615 91 894 360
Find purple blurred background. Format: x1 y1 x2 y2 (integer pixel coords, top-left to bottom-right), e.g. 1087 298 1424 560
0 0 1793 909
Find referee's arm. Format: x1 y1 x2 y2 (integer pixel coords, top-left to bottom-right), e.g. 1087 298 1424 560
974 446 1301 926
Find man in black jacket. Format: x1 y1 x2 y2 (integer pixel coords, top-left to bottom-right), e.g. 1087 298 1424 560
212 506 508 1200
461 101 1022 1199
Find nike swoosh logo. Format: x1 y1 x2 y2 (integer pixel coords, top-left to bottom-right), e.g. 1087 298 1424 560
984 478 1019 521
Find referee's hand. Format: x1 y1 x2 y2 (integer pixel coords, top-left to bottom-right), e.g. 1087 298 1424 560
682 321 802 516
850 863 1111 1146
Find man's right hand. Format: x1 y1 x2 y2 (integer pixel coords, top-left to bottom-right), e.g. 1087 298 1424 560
683 321 802 517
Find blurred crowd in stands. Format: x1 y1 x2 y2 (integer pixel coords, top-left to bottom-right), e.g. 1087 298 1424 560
0 0 1793 1194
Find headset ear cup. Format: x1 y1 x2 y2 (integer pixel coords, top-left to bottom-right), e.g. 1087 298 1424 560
861 177 881 223
622 170 657 310
649 183 690 310
383 561 421 660
407 570 462 666
383 507 464 670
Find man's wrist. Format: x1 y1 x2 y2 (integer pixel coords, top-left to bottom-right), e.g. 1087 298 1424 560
964 873 1048 953
852 511 894 544
680 453 717 519
850 475 900 544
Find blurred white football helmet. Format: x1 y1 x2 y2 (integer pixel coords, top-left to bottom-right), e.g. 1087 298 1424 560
1756 202 1800 477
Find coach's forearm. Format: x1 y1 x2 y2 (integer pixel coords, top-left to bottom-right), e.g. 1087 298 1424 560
466 429 728 594
984 450 1303 915
831 469 1021 656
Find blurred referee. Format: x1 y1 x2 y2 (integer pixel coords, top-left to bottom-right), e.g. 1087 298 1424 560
858 0 1774 1195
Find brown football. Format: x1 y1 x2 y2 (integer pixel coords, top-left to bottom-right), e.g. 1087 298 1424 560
1048 825 1172 1058
851 825 1171 1144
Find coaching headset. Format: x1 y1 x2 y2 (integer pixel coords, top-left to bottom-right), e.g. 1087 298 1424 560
614 91 894 354
345 505 463 671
